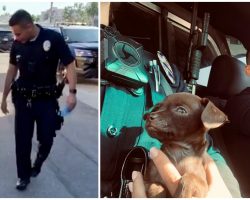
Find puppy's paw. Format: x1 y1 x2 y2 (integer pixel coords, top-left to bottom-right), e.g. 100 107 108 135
174 173 208 198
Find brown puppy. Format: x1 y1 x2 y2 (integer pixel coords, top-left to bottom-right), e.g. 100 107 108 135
143 92 229 198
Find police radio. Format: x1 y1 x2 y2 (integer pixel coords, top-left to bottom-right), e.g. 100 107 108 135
102 26 148 89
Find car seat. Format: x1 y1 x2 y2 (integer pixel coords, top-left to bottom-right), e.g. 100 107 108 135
207 55 250 99
207 54 250 197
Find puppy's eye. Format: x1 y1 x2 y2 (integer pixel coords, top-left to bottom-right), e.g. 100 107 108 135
175 106 187 114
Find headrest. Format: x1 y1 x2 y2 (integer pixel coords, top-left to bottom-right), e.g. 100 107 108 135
207 55 250 99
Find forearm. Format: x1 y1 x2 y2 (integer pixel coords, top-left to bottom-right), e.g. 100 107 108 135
66 61 77 90
2 64 18 101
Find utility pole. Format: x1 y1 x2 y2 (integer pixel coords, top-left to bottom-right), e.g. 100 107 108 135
49 2 53 24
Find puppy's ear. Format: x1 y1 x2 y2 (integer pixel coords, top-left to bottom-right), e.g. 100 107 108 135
201 99 229 129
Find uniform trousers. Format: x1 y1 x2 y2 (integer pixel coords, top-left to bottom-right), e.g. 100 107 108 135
13 97 58 179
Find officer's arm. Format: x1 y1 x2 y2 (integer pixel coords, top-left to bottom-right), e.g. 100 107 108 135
2 64 18 101
65 61 77 91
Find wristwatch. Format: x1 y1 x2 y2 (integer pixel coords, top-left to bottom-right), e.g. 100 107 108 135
69 89 77 94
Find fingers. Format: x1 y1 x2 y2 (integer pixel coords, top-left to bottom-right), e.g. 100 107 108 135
129 171 147 198
149 147 181 196
206 158 232 197
1 103 9 114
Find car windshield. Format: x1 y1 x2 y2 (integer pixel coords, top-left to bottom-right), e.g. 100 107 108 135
0 31 12 39
46 27 61 33
62 28 98 43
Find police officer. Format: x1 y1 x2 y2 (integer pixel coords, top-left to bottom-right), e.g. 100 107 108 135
1 10 77 190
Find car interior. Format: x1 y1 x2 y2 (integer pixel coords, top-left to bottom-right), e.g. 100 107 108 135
106 2 250 197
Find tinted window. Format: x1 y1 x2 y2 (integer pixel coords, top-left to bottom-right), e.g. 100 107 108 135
226 35 246 57
62 28 98 43
171 24 216 79
0 31 12 40
238 56 246 64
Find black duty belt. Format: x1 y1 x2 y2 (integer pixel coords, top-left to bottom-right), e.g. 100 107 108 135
11 82 64 99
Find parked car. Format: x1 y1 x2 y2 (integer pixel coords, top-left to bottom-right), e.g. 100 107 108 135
44 25 98 79
61 25 98 78
0 28 13 52
101 2 250 197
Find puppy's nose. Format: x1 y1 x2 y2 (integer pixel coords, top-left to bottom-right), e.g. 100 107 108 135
143 113 149 120
144 113 158 121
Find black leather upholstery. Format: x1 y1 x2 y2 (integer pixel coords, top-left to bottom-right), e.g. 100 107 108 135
207 55 250 99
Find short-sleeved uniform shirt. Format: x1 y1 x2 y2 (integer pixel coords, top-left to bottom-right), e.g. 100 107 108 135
10 24 75 87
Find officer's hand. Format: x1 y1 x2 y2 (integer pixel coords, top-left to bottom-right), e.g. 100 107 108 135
66 93 77 111
129 147 232 198
1 99 9 114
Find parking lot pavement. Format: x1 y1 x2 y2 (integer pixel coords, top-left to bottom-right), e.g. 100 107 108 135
0 53 98 197
64 79 98 110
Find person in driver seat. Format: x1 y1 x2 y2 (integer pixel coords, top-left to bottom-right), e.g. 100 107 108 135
222 50 250 197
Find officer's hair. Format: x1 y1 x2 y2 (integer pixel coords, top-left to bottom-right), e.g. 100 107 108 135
9 9 33 27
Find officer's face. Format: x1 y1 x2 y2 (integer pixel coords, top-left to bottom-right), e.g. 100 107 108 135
11 24 33 43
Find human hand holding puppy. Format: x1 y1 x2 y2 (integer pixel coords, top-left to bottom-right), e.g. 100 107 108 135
129 147 232 198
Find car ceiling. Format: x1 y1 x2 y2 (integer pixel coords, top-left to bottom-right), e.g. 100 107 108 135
177 2 250 50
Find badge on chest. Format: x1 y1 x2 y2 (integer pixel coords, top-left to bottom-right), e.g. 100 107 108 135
43 40 51 52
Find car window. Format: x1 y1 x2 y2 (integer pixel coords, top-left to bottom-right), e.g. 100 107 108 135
0 31 12 40
197 39 246 86
62 28 98 43
238 56 246 64
226 35 246 57
167 14 217 85
197 36 247 87
226 35 247 64
172 25 216 75
197 66 211 86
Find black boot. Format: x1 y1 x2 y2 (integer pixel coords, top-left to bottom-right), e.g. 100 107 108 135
31 154 44 177
16 178 30 190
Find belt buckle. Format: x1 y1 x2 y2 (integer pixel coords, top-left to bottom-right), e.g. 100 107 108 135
26 99 32 108
31 89 36 98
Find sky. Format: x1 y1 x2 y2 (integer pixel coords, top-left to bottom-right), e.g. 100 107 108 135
0 2 89 15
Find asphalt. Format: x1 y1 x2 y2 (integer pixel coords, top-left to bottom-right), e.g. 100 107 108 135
0 53 98 197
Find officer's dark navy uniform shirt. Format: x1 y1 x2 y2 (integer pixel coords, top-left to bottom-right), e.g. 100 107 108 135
9 24 75 87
